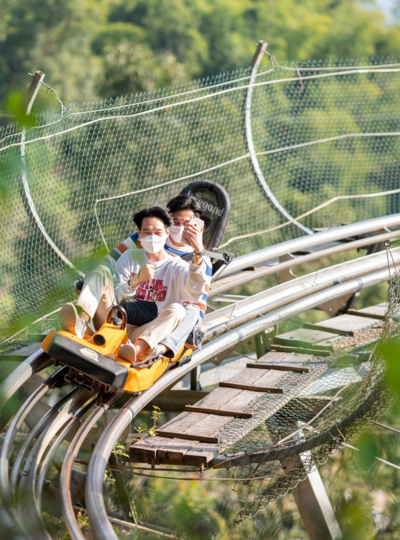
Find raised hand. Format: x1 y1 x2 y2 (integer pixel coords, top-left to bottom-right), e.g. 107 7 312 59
135 263 155 285
182 222 204 254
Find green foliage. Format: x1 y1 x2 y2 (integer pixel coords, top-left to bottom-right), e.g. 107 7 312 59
132 406 162 440
98 42 188 98
1 0 400 103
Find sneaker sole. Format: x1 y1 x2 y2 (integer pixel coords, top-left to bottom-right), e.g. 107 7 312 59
59 303 79 334
118 345 136 364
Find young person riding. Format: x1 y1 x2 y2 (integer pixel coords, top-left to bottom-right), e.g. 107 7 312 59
60 205 211 362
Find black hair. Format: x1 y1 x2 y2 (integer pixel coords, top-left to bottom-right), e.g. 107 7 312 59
133 206 173 230
167 194 202 217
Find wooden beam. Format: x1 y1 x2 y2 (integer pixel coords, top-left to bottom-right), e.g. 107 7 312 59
155 431 219 444
303 314 380 337
271 344 331 356
219 382 283 393
246 363 310 373
185 405 252 419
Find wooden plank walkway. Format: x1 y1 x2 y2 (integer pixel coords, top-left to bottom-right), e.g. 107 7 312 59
128 304 386 467
303 313 381 337
347 303 387 320
130 351 318 465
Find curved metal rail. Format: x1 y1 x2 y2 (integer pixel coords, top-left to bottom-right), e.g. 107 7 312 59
243 40 313 235
0 219 398 539
85 262 397 540
218 212 400 279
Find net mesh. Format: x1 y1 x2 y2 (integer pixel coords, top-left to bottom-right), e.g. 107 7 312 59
218 268 400 525
2 55 400 342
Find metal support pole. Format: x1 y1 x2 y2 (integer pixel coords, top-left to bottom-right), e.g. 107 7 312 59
26 71 45 114
254 332 268 358
282 451 342 540
109 454 136 524
243 41 313 235
190 366 201 391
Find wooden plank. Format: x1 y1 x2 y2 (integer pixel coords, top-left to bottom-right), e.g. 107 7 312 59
186 414 233 438
185 405 252 419
303 314 380 337
129 436 170 460
217 367 285 393
254 369 286 387
183 441 220 465
156 412 234 443
185 388 259 417
271 344 331 356
222 368 268 387
247 363 310 373
273 328 339 351
255 351 313 365
157 411 208 435
156 430 218 443
220 389 260 411
147 390 210 412
157 438 197 460
347 303 387 320
184 386 242 409
219 381 283 393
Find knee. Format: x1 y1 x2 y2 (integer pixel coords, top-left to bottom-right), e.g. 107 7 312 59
165 303 186 322
185 304 201 323
89 264 113 282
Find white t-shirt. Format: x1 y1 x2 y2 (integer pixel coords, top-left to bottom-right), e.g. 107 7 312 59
114 249 211 314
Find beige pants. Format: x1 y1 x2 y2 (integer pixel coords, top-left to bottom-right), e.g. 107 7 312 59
77 265 186 348
78 265 116 329
127 302 186 350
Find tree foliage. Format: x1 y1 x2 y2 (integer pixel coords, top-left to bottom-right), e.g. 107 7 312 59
1 0 400 103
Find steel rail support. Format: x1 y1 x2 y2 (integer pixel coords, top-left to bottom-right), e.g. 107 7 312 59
284 452 342 540
16 389 93 538
210 227 400 297
0 350 52 425
60 393 121 540
85 263 395 540
36 393 99 508
219 213 400 278
205 247 400 342
243 41 312 235
8 387 78 495
0 367 68 506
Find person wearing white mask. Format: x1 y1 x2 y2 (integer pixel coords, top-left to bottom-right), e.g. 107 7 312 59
59 206 211 362
106 194 205 262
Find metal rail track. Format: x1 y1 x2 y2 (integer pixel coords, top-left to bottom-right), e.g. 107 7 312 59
84 265 395 540
0 217 398 539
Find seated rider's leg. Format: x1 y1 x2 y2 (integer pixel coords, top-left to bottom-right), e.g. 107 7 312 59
119 303 186 362
159 305 201 358
59 265 115 337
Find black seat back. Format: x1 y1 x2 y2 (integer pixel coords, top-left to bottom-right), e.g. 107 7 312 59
179 180 231 251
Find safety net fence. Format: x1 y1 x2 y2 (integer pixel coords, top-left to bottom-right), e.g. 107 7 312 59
2 52 400 345
221 263 400 526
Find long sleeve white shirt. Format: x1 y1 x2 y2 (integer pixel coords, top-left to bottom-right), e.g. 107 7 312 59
114 249 211 314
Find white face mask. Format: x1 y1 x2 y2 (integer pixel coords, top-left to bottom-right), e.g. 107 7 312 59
140 234 166 254
169 224 185 244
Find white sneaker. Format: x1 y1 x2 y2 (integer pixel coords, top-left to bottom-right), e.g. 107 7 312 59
118 341 137 364
59 303 88 339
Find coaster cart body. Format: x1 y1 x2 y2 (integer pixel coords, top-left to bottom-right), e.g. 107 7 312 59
41 180 231 394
